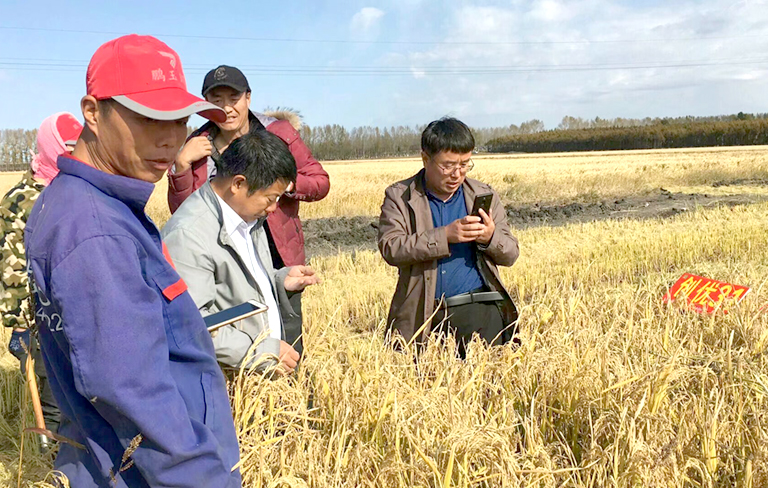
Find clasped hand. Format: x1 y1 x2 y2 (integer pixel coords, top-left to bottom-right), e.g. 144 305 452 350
445 209 495 245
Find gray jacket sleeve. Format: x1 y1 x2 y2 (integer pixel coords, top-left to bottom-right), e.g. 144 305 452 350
162 227 281 370
273 266 297 319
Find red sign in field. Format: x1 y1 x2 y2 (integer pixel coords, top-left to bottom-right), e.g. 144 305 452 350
662 273 750 313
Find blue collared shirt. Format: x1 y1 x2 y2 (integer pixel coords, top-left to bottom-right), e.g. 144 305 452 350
426 183 485 299
25 156 241 488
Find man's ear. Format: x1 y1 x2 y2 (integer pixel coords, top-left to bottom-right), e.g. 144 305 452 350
231 175 248 194
421 151 429 168
245 91 251 110
81 96 101 138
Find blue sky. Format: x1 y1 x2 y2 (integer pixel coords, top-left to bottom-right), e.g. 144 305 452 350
2 0 768 131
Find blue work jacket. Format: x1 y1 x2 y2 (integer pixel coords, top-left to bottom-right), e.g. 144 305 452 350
25 156 241 488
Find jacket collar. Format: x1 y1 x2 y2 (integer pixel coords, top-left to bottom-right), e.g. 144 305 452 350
57 155 154 212
405 168 480 231
196 182 265 246
405 169 432 231
190 111 267 141
216 193 246 237
195 181 272 289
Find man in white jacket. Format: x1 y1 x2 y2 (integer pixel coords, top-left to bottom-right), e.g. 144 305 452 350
162 131 319 374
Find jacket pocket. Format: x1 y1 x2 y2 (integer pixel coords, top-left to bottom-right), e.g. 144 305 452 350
152 266 205 348
201 372 215 427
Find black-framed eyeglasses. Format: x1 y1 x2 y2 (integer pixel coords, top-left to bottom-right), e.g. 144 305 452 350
435 159 474 175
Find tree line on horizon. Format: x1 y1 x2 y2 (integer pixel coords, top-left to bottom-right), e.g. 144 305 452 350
2 112 767 170
486 113 768 153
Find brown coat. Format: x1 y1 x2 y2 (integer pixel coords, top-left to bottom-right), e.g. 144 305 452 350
377 170 520 342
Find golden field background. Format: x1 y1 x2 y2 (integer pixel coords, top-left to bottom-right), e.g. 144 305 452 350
1 147 768 487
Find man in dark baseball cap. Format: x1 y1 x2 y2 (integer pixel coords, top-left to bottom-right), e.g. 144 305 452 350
201 65 251 96
167 64 330 361
25 35 241 488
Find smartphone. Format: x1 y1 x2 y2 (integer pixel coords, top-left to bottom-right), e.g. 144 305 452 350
204 300 268 333
471 192 494 217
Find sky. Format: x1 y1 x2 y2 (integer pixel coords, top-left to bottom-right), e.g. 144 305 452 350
2 0 768 131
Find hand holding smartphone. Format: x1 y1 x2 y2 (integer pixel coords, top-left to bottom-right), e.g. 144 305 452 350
471 192 493 218
204 300 268 333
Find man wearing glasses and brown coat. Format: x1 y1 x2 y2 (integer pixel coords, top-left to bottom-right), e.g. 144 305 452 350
377 117 519 357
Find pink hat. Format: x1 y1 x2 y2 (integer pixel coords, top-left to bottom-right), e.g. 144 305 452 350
31 113 83 185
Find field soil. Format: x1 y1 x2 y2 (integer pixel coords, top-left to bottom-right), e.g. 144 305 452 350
304 186 768 258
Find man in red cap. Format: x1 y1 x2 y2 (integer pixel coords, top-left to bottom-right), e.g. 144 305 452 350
25 35 241 488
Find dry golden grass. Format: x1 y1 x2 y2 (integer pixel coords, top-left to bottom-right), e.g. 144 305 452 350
0 173 24 193
2 147 768 487
146 178 171 228
5 144 768 226
241 202 768 487
234 203 768 487
303 146 768 219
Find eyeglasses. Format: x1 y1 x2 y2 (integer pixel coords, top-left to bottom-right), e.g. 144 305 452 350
434 159 474 175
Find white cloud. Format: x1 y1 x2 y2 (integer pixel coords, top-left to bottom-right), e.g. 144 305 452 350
411 67 426 79
351 7 386 40
529 0 574 23
375 0 768 127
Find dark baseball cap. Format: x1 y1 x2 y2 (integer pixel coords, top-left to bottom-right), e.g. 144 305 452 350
201 65 251 97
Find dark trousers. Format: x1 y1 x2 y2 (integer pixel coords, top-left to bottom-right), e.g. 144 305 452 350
432 301 508 358
264 222 304 355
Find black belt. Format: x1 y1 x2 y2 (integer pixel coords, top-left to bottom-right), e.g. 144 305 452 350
436 290 504 309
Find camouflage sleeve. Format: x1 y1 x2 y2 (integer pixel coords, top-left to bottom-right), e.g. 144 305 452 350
0 220 32 329
0 177 40 330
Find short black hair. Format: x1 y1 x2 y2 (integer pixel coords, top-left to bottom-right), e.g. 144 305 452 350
421 117 475 157
216 130 297 194
98 98 117 116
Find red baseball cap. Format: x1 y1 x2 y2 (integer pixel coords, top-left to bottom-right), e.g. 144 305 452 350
55 113 83 145
86 35 225 123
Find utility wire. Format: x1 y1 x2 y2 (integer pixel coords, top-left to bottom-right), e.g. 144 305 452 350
4 54 768 70
1 59 767 76
1 25 767 46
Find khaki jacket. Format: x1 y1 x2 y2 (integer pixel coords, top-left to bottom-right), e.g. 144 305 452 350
377 170 519 341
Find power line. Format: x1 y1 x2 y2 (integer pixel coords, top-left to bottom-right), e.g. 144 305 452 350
5 54 768 70
1 25 767 46
1 58 767 76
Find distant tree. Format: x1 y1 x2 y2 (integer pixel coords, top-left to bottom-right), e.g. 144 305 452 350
486 118 768 153
558 116 587 130
519 119 545 134
0 129 37 171
4 111 768 167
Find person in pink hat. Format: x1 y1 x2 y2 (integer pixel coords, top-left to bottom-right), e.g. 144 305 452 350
24 35 241 488
1 112 82 444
